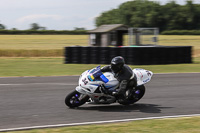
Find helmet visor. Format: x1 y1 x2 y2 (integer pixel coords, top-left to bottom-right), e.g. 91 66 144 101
111 63 121 73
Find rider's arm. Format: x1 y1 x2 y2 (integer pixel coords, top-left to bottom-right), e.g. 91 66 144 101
101 65 112 72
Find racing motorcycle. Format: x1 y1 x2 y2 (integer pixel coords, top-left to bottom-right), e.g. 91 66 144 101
65 66 153 108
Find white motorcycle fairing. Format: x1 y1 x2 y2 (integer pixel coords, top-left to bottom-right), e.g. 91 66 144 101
65 66 153 108
133 68 153 86
76 67 153 101
76 69 119 103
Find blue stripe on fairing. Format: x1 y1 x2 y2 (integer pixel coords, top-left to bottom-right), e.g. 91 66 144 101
91 84 99 86
90 83 113 88
100 74 109 83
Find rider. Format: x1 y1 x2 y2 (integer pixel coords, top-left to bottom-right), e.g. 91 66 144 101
100 56 137 99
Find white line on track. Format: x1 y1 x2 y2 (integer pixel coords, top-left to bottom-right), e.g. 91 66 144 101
0 83 76 86
0 114 200 132
0 75 79 78
0 72 200 79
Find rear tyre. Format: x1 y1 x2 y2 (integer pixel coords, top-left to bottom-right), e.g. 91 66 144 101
65 90 89 108
118 85 146 105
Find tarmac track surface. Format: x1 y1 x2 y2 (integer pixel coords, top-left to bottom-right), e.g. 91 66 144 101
0 73 200 131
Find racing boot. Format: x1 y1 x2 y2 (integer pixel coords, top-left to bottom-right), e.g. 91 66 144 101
112 89 126 100
99 96 107 103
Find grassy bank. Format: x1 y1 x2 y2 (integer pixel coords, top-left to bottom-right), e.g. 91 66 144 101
0 35 88 50
0 35 200 57
6 116 200 133
0 35 200 50
0 49 63 57
0 57 199 77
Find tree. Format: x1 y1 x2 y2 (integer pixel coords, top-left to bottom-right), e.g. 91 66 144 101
96 0 162 28
39 27 47 30
74 27 86 30
95 0 200 31
96 9 122 27
30 23 41 30
12 28 17 30
0 24 6 29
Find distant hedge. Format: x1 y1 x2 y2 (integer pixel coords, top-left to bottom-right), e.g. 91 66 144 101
1 29 200 35
161 30 200 35
0 30 87 35
0 49 63 57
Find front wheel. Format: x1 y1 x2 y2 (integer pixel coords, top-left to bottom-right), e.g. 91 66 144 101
65 90 89 108
118 85 146 105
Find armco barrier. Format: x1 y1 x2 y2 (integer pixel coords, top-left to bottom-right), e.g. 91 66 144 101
64 46 192 65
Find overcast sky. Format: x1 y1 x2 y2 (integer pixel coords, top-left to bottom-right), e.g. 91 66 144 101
1 0 200 30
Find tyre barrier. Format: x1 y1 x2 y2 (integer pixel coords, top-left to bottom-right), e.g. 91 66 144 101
64 46 192 65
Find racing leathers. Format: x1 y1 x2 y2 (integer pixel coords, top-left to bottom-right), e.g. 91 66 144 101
101 64 136 99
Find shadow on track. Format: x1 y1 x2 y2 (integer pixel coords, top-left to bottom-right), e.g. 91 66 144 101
76 103 172 113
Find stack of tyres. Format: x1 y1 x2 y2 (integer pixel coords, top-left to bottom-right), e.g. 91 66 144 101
109 47 120 61
163 47 170 64
149 47 157 65
64 46 192 65
90 47 100 64
173 47 181 64
141 47 152 65
127 48 136 65
149 47 159 65
156 47 167 64
119 47 128 63
134 47 144 65
182 47 187 63
64 47 72 63
166 47 175 64
178 46 192 64
70 46 82 64
99 47 110 64
81 47 91 64
176 47 184 63
181 46 191 63
183 46 192 63
127 47 140 65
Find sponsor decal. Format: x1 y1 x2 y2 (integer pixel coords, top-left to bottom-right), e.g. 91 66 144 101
143 78 150 83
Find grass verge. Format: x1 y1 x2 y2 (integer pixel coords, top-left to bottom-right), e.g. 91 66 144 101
0 49 63 57
0 35 200 57
5 116 200 133
0 57 200 77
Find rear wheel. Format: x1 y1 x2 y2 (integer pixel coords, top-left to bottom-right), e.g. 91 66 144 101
118 85 146 105
65 90 89 108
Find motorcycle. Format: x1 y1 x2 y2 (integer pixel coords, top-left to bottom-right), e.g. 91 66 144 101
65 66 153 108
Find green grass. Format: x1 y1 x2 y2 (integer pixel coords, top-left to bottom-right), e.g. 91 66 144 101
0 35 200 57
6 116 200 133
0 57 199 77
0 35 199 50
0 35 88 50
0 49 63 57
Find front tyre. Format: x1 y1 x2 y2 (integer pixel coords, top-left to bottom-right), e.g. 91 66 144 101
65 90 89 108
118 85 146 105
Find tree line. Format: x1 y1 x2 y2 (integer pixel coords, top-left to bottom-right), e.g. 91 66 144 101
96 0 200 32
0 23 87 35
